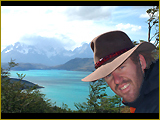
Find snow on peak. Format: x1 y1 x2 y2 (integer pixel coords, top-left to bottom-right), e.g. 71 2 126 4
5 48 13 53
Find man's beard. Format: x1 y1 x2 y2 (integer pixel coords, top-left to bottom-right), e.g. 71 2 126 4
120 64 144 102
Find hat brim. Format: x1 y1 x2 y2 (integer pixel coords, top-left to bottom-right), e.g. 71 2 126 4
82 42 156 82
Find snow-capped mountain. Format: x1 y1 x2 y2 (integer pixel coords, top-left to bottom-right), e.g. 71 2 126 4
4 42 36 54
1 42 93 66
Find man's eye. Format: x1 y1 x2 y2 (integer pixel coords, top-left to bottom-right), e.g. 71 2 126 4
107 74 112 77
120 66 125 69
104 73 114 82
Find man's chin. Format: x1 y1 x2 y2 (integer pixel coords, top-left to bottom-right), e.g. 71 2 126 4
124 98 135 103
123 95 138 103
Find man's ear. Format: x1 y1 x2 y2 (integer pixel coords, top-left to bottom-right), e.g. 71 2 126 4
139 54 146 73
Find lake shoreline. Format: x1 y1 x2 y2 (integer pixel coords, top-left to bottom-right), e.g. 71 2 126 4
9 69 115 110
9 77 44 89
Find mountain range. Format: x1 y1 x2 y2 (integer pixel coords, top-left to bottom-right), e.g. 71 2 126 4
1 42 95 71
1 42 93 66
1 58 95 72
51 58 95 71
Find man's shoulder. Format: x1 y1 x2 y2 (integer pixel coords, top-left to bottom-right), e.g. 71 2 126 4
139 59 159 113
144 59 159 94
135 87 159 113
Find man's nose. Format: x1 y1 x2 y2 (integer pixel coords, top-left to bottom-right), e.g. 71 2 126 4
112 70 122 85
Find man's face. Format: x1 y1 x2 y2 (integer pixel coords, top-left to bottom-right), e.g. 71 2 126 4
104 55 146 102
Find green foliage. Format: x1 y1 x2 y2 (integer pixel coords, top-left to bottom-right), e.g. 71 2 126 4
134 6 159 50
146 6 159 47
16 73 26 80
74 79 121 113
1 59 72 113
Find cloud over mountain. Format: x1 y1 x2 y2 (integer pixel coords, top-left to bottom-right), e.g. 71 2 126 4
2 6 153 52
19 35 76 51
1 41 93 66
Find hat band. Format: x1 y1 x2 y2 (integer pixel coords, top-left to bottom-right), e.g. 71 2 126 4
95 48 131 69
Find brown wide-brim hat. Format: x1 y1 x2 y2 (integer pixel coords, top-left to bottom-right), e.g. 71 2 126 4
82 30 156 82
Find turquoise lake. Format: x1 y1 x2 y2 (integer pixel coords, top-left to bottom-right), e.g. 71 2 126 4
10 69 115 110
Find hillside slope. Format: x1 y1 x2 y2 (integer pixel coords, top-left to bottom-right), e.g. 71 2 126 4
2 58 95 72
51 58 95 71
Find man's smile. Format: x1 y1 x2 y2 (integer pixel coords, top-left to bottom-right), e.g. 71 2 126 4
120 83 130 90
119 83 130 94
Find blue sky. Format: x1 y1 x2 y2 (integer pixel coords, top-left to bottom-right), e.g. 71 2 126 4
1 6 156 52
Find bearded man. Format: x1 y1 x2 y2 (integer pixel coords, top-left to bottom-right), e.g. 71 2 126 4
82 30 159 113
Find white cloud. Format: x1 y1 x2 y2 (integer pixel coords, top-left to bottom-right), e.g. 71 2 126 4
1 6 116 51
139 13 149 18
1 6 72 49
1 6 149 52
116 23 141 32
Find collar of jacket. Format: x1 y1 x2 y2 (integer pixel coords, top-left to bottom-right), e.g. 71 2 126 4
122 59 159 108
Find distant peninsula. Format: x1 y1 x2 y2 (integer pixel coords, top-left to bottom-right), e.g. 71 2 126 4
1 58 95 72
7 77 44 89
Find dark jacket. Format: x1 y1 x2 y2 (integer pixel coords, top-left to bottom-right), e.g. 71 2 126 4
123 59 159 113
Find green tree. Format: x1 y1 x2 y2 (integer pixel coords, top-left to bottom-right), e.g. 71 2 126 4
134 6 159 50
146 6 159 47
1 59 72 113
74 79 121 113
